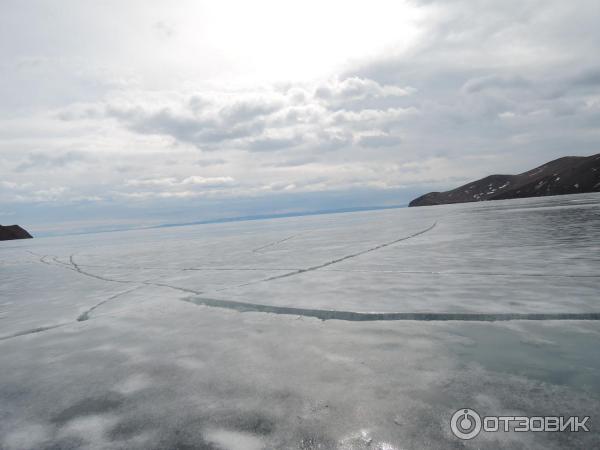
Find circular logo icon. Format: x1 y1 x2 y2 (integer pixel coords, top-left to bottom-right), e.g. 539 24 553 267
450 408 482 440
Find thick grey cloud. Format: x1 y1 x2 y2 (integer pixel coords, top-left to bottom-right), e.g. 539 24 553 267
16 151 91 172
104 99 271 149
358 134 403 148
246 135 304 152
461 75 532 94
344 0 600 167
95 78 412 158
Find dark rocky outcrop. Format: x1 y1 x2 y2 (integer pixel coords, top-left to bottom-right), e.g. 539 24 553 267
409 153 600 207
0 225 33 241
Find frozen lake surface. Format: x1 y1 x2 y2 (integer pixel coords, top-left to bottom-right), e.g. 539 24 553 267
1 193 600 449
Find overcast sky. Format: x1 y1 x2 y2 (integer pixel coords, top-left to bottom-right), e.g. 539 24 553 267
1 0 599 235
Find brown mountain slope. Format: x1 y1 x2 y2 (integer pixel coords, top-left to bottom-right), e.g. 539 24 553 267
409 153 600 207
0 225 33 241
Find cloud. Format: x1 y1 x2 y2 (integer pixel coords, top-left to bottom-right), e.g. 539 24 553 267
219 98 282 122
461 75 531 94
358 133 403 148
99 77 414 156
195 158 227 166
2 0 600 232
153 20 175 39
315 77 411 102
104 97 270 149
181 175 235 186
126 175 235 188
246 135 303 152
571 68 600 89
343 0 600 166
16 151 91 172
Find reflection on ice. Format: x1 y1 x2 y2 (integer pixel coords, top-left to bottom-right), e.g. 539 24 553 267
204 428 265 450
338 429 397 450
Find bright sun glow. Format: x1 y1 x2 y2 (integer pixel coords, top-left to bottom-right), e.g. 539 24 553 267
142 0 425 85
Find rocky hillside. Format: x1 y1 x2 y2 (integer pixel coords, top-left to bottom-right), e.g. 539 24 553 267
409 153 600 207
0 225 33 241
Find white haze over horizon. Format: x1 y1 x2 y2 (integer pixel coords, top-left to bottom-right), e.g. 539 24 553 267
1 0 600 235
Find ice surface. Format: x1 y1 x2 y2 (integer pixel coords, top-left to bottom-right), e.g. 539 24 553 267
1 193 600 449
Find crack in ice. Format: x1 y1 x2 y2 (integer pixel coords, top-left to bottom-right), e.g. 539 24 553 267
251 232 304 254
262 222 437 282
322 269 600 278
0 323 72 341
77 286 145 321
22 222 599 323
216 222 438 292
181 296 600 322
62 254 131 284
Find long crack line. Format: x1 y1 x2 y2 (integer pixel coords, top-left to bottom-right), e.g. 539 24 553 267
251 232 304 254
77 285 145 321
215 222 437 292
181 296 600 322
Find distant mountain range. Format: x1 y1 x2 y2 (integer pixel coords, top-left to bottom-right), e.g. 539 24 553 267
0 225 33 241
409 153 600 207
